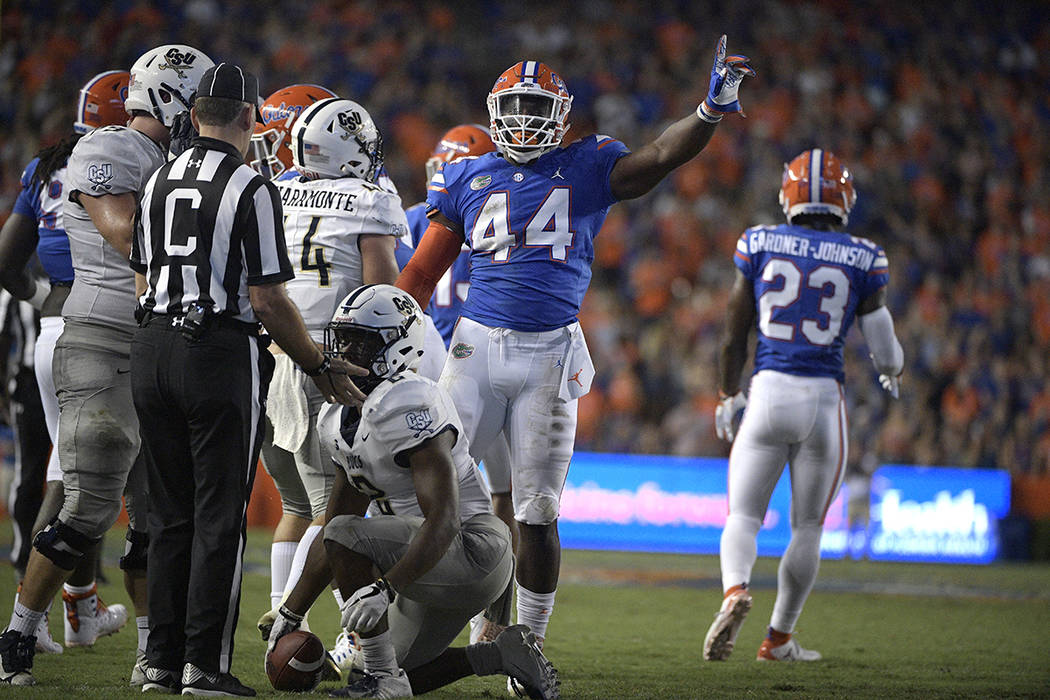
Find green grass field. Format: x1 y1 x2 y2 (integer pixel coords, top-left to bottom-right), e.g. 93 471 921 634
0 526 1047 698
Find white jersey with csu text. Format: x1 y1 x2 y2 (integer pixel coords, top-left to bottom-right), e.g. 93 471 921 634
316 372 492 520
274 171 408 342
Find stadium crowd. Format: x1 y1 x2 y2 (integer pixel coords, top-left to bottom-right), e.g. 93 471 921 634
1 0 1047 475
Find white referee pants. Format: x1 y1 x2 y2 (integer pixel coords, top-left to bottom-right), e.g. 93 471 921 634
720 370 847 633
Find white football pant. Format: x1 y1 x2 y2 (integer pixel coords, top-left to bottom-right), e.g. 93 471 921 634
439 317 583 525
720 370 847 634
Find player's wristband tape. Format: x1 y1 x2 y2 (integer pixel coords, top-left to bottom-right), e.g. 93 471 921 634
302 356 331 377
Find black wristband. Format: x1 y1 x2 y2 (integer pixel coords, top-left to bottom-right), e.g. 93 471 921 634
278 604 304 623
376 577 397 603
302 356 331 377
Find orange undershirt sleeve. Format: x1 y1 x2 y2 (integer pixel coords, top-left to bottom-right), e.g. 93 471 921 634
395 219 465 309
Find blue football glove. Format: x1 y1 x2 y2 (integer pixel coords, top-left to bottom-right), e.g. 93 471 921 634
701 35 756 119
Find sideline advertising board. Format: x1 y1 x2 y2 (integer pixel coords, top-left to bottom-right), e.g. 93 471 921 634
541 453 1010 564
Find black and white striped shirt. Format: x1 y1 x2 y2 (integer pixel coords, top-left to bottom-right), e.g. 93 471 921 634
131 136 293 323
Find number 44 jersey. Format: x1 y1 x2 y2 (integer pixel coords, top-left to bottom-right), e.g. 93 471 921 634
734 223 889 383
275 170 409 341
426 134 629 332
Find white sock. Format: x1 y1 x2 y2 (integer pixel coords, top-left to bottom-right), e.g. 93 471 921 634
283 526 322 599
9 600 44 636
137 616 149 655
360 630 398 674
63 581 96 596
516 585 555 642
270 541 298 609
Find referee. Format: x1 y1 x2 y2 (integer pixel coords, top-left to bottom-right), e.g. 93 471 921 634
129 62 366 696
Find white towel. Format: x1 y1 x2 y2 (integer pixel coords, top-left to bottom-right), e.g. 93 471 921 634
268 354 310 453
558 323 595 401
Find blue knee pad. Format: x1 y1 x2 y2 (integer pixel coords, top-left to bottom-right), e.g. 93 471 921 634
33 517 99 571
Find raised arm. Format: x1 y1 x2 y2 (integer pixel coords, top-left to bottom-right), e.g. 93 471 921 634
609 35 755 201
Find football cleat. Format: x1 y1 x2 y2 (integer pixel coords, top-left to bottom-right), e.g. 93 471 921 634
495 625 558 700
328 668 412 698
703 588 753 661
140 663 181 693
757 635 822 662
328 630 364 673
63 586 128 646
34 611 62 655
779 149 856 225
0 630 36 686
181 662 255 696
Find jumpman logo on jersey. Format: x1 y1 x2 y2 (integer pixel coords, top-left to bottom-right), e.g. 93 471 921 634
551 167 565 180
554 358 564 369
569 368 584 387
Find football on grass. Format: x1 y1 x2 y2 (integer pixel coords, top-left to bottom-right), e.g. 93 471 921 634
266 629 326 691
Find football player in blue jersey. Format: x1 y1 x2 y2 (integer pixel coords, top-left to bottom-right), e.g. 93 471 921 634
395 125 518 644
703 149 904 663
0 70 133 660
397 36 755 658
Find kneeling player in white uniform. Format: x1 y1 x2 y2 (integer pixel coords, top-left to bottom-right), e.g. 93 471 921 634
256 97 403 646
266 285 558 699
252 92 403 650
703 149 903 662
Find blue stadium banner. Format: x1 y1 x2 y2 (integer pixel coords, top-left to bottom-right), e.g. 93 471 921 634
866 465 1011 564
527 452 1010 564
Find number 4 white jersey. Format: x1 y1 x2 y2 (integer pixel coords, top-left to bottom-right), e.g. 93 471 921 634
316 372 493 520
274 171 409 341
734 223 889 383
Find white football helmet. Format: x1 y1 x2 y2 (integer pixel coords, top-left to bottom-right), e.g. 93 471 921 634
291 98 383 181
125 44 214 128
324 284 425 394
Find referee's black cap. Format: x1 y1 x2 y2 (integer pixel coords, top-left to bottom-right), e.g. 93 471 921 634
198 62 263 123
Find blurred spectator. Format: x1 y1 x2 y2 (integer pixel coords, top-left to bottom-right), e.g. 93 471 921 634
1 0 1047 473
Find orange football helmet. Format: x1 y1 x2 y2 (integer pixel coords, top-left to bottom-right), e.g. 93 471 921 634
425 124 495 181
779 149 857 225
486 61 572 164
74 70 130 134
250 84 338 179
